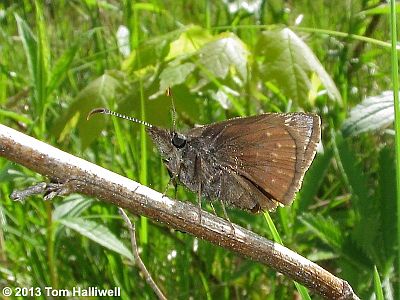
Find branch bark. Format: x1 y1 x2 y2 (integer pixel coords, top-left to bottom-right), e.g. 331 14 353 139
0 124 359 300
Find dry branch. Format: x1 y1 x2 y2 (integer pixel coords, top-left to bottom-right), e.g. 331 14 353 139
0 124 359 300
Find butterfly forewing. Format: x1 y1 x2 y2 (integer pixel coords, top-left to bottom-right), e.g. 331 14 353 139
282 113 321 203
199 113 321 211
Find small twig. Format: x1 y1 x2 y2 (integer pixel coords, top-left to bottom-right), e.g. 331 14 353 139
10 181 73 201
10 182 49 201
118 208 167 300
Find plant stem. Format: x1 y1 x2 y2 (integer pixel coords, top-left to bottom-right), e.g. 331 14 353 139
389 0 400 297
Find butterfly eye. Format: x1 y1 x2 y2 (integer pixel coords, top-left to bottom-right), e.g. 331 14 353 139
172 133 187 149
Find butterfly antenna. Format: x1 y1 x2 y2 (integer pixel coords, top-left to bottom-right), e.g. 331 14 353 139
166 87 177 131
87 108 153 128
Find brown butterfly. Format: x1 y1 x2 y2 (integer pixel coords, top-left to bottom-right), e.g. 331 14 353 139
88 109 321 214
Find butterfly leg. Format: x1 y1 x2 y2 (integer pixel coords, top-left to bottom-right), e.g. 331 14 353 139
193 155 204 224
209 201 218 216
218 170 235 235
162 163 181 198
162 174 178 198
219 199 235 235
197 181 202 224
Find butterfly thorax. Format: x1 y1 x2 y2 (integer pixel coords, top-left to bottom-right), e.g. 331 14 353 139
147 126 227 201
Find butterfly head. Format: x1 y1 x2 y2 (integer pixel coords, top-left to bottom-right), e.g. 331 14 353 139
147 126 188 164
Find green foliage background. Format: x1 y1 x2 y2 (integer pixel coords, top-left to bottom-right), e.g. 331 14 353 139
0 0 397 299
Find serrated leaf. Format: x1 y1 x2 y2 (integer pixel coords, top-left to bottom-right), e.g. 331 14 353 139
256 28 341 106
159 62 196 92
336 134 378 255
298 146 332 211
122 26 192 72
300 213 343 250
59 217 134 261
378 147 396 261
198 32 248 80
51 73 123 148
342 91 394 137
341 236 374 269
166 25 212 60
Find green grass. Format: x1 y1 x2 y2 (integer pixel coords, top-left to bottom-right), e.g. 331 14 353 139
0 1 397 299
390 2 400 298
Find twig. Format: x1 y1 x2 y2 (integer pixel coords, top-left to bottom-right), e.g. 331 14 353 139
10 181 72 201
118 208 167 300
0 124 360 300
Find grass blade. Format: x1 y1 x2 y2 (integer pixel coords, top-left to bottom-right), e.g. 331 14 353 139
389 1 400 297
263 212 311 299
14 14 37 105
34 0 50 122
373 266 384 300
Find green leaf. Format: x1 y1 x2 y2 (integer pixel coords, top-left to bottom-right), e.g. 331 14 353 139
171 85 203 123
159 62 196 92
293 282 311 300
53 195 93 220
0 108 33 125
342 91 394 137
198 32 248 80
47 38 82 95
336 135 378 255
208 85 240 110
378 147 396 263
166 25 212 60
133 2 166 14
360 3 400 15
15 14 37 94
307 250 338 262
264 212 312 299
34 0 50 108
51 73 123 148
53 196 94 253
298 147 333 210
300 213 343 250
15 9 50 117
122 27 192 72
263 211 283 244
341 236 374 269
255 28 341 106
59 217 134 261
373 266 384 300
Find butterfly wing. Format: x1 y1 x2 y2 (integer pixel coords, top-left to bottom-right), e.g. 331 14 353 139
196 113 320 211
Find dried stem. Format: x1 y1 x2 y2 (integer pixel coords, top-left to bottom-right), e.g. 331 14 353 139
118 208 167 300
0 124 359 300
